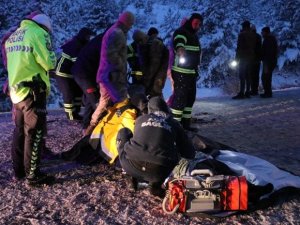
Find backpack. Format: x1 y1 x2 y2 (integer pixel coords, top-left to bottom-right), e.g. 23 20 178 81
162 169 248 217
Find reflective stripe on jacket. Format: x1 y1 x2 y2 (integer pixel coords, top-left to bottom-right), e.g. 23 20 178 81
5 19 56 103
172 25 201 74
89 99 137 164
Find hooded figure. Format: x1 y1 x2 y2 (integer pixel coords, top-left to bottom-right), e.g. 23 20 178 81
116 96 195 197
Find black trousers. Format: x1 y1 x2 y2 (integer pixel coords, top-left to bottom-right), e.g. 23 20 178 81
169 71 196 121
74 75 99 128
251 61 261 94
116 128 174 183
261 63 275 95
238 60 252 94
55 75 82 115
11 93 47 177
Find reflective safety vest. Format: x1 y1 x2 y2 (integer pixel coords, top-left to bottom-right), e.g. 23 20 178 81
89 99 137 164
55 52 77 78
5 20 56 103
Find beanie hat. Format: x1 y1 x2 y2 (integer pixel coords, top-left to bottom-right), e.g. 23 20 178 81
242 20 251 28
78 27 95 36
147 27 158 36
190 13 203 22
132 29 148 42
118 11 135 27
148 96 170 114
77 27 95 40
31 14 53 32
26 10 43 19
262 26 271 33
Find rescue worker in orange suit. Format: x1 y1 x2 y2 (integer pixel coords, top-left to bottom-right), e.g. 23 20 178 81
55 27 94 121
169 13 203 130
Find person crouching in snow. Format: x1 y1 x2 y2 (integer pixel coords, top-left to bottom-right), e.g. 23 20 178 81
116 96 195 197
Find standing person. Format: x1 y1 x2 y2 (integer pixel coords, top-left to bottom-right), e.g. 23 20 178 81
116 96 195 197
90 11 135 126
5 12 56 185
250 25 262 96
167 17 188 105
232 20 257 99
132 29 169 97
55 27 94 121
127 37 143 85
260 26 278 98
169 13 203 130
72 33 105 133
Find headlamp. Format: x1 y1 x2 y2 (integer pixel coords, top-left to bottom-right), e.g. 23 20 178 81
179 57 186 64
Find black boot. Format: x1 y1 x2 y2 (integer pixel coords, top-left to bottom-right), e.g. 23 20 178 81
149 182 165 198
232 92 245 99
26 171 55 186
181 118 198 132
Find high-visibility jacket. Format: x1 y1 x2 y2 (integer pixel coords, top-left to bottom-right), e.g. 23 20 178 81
89 99 137 164
5 19 56 103
172 22 201 75
55 33 89 78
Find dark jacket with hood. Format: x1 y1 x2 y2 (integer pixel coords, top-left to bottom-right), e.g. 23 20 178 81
172 19 201 74
55 28 93 78
123 97 195 166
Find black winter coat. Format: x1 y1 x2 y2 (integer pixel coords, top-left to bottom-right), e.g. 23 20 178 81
124 112 195 166
172 21 201 72
71 33 104 80
261 35 278 68
55 34 89 78
236 28 257 62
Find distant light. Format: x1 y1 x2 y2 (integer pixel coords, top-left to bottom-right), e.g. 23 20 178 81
179 57 186 64
230 60 238 68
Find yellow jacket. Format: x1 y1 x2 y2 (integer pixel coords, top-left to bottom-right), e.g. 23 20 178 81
89 99 137 164
5 19 56 103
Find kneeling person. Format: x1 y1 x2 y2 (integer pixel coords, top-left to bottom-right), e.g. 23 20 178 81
117 96 195 197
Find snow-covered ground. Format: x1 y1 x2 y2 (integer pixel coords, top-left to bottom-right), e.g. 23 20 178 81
0 88 299 224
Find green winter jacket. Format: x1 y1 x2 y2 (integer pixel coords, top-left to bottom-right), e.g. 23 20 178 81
5 19 56 104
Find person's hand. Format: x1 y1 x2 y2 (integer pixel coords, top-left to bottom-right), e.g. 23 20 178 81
90 112 99 126
169 76 174 92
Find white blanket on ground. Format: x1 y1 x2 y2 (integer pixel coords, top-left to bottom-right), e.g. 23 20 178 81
216 150 300 192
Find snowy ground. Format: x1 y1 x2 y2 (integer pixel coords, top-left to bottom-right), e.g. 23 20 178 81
0 88 299 224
